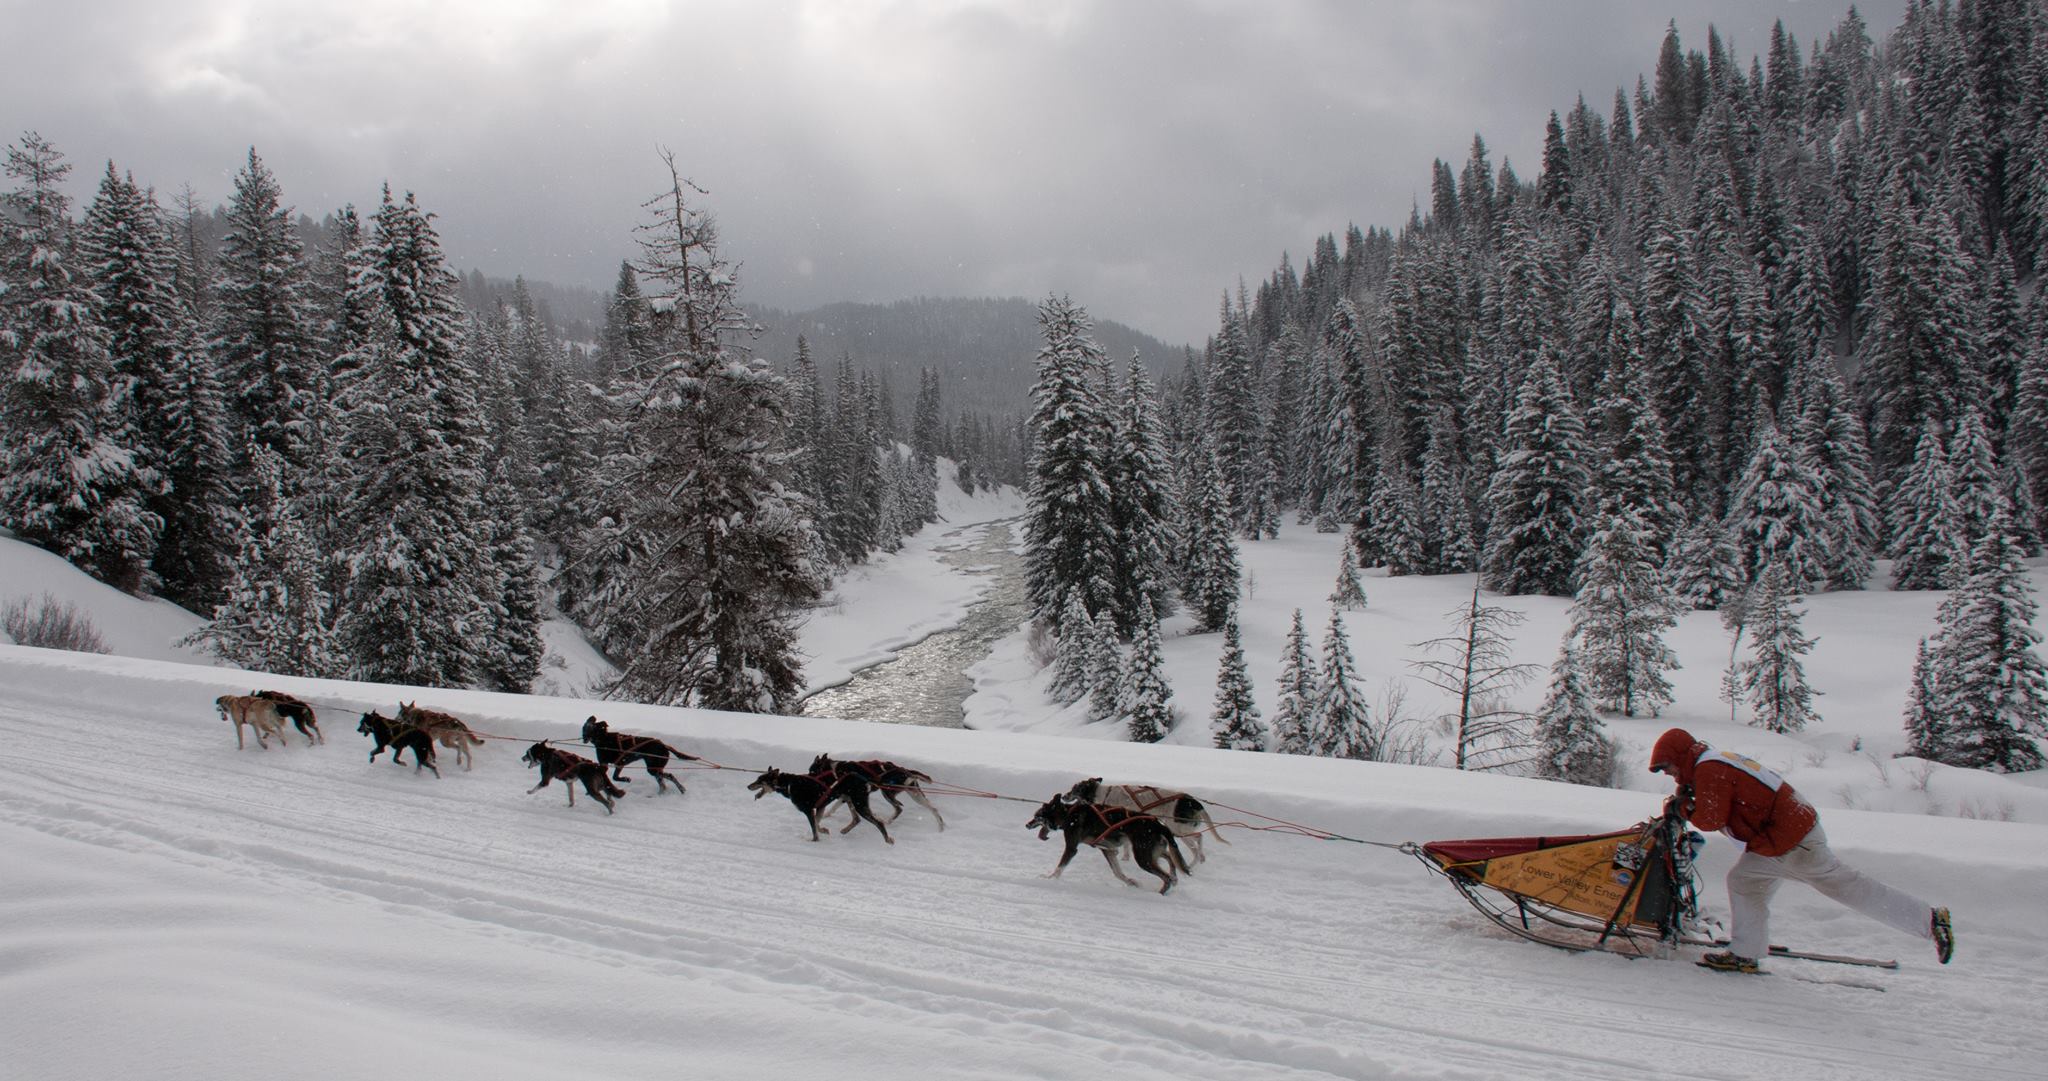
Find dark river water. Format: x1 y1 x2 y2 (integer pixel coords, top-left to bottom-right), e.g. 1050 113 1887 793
799 518 1028 728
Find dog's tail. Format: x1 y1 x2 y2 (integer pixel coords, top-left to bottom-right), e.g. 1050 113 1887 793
1178 795 1230 845
905 768 934 785
661 741 700 762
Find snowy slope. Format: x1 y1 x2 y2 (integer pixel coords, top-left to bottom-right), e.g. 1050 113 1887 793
4 644 2046 1081
966 527 2048 826
0 530 211 662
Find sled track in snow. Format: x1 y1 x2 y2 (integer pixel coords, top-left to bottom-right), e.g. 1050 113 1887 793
2 657 2043 1080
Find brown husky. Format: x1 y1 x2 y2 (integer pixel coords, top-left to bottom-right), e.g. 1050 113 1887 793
397 702 485 770
216 694 291 750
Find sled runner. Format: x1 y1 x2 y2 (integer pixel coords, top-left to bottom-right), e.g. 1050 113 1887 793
1416 804 1705 958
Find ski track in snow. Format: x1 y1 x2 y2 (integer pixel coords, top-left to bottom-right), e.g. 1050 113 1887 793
3 652 2045 1080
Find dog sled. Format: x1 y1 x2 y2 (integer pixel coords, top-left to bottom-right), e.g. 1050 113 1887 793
1414 803 1707 958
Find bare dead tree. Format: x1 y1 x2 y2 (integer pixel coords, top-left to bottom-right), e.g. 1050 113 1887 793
1409 583 1542 770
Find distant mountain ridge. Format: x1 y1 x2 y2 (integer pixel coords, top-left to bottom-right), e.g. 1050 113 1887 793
748 296 1189 417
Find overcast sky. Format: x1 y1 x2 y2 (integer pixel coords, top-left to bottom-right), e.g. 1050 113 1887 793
3 1 1906 344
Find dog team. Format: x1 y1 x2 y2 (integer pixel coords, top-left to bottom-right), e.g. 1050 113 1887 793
218 693 1226 893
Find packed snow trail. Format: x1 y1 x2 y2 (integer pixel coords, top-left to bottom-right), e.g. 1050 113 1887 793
3 647 2044 1080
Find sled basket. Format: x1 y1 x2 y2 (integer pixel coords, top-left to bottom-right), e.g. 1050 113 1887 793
1416 808 1702 957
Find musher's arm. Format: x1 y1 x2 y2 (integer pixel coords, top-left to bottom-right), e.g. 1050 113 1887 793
1683 766 1733 834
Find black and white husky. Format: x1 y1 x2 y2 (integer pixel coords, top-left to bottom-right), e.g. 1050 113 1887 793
1027 796 1191 894
1063 777 1226 864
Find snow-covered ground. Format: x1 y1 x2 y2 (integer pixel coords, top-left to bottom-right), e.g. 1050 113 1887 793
6 500 2048 1078
4 642 2045 1080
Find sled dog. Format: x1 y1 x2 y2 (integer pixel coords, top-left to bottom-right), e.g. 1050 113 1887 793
580 717 697 795
1064 777 1225 864
217 694 291 750
523 740 626 813
808 753 946 831
357 709 440 777
747 766 892 844
1028 796 1190 894
397 702 484 770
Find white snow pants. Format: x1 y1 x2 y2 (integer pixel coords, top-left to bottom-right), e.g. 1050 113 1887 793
1726 823 1934 961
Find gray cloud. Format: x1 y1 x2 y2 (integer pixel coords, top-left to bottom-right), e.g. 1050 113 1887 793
2 0 1906 344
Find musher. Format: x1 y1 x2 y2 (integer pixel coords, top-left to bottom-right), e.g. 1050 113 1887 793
1648 727 1954 973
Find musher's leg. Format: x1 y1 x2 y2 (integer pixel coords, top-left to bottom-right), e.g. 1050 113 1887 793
1773 825 1936 941
1726 848 1790 961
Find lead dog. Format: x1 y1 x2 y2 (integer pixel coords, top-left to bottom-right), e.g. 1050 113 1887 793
747 766 893 844
1027 796 1190 894
581 717 697 795
217 694 291 750
397 702 484 771
522 741 626 814
1064 777 1226 864
807 753 946 831
357 709 440 777
253 689 321 744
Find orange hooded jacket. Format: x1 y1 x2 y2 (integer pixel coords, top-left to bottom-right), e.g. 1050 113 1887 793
1650 728 1818 858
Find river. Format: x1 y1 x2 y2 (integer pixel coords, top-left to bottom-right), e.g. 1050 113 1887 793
799 518 1028 728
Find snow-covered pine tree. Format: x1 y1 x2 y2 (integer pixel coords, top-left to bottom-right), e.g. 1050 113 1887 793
476 453 545 695
1085 607 1123 723
1788 350 1879 590
1205 298 1268 536
2011 296 2048 537
1925 506 2048 771
1330 550 1368 611
1481 350 1591 596
593 260 654 390
785 335 826 507
0 133 162 594
1946 409 2007 562
1262 329 1307 520
1666 515 1744 610
1533 640 1614 786
1857 160 1983 480
1568 509 1680 717
189 443 340 677
1724 415 1830 593
1739 564 1821 733
211 148 321 475
603 158 826 712
823 357 883 564
1365 452 1425 576
78 161 236 610
527 346 602 562
1418 405 1476 572
1886 420 1965 590
1179 441 1241 633
1120 599 1175 743
1323 299 1375 527
1046 593 1097 707
1592 354 1681 560
1270 608 1319 755
1023 295 1115 636
1902 637 1950 761
1308 608 1378 760
1211 614 1266 750
1106 353 1179 638
329 187 497 688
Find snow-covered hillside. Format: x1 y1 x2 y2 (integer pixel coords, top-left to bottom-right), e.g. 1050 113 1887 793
4 643 2045 1081
966 527 2048 826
